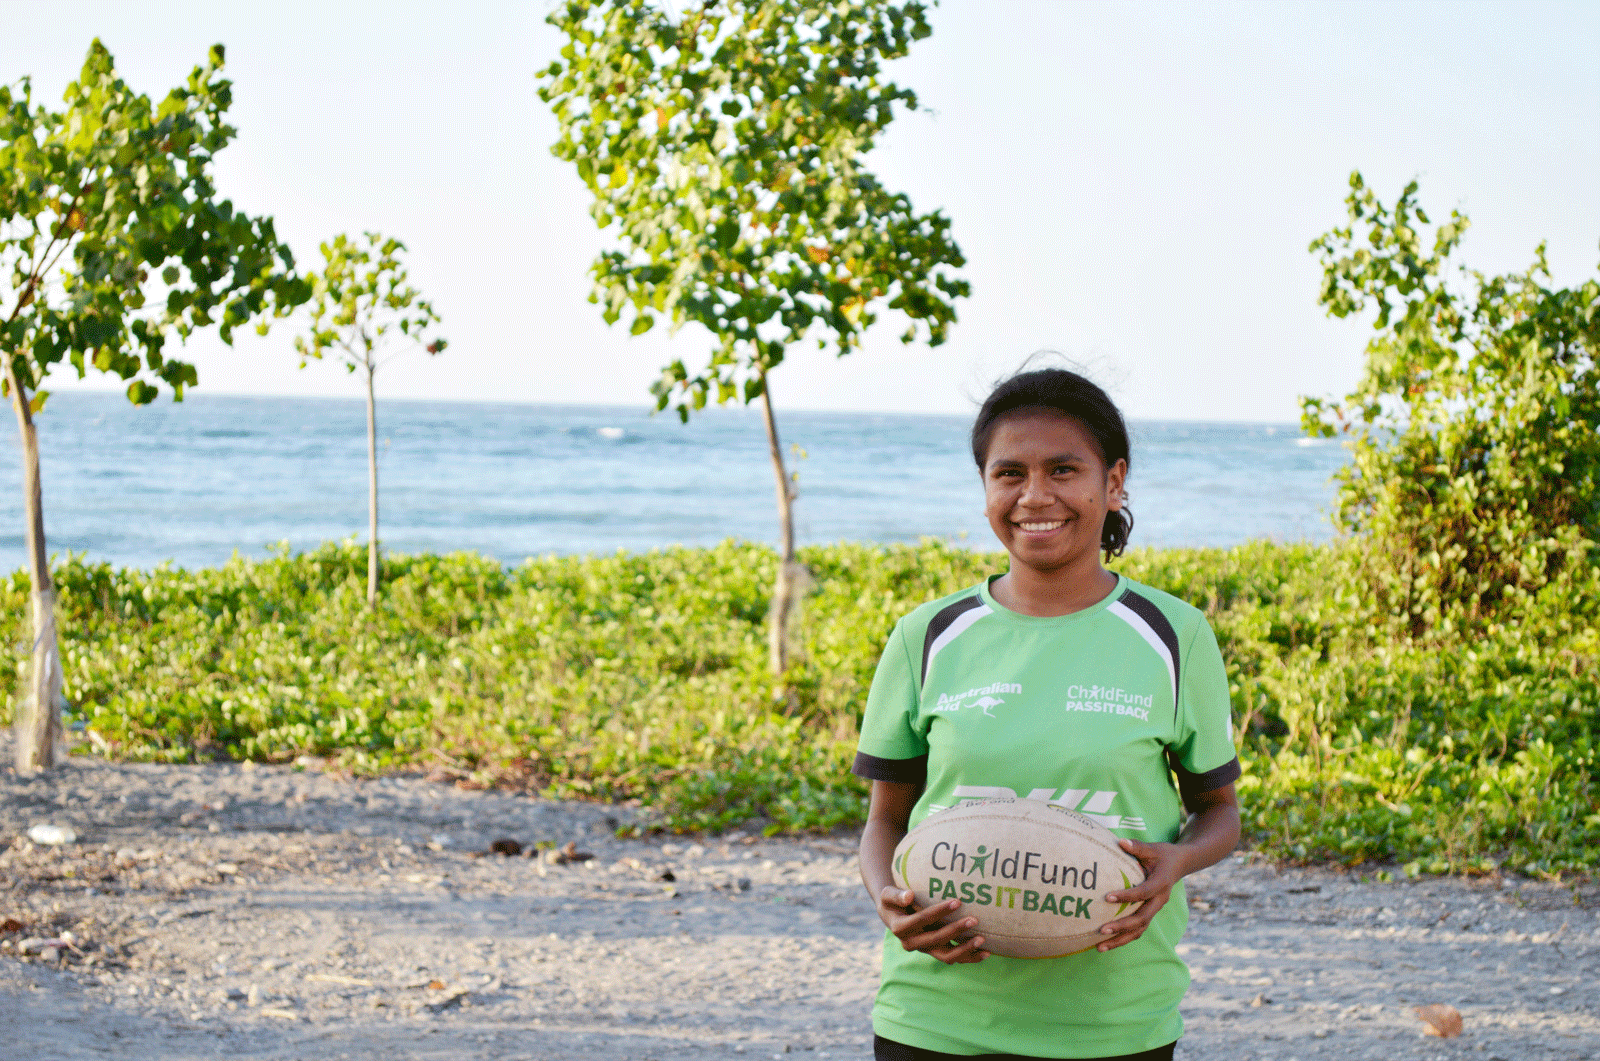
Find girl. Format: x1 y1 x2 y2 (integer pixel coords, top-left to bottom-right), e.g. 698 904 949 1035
855 368 1241 1061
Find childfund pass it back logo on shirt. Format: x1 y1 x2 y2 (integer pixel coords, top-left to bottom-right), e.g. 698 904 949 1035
932 681 1021 717
1065 683 1153 722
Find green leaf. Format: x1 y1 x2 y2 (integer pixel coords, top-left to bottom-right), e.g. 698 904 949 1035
152 201 182 232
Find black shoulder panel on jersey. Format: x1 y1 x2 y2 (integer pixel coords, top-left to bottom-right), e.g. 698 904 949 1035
1117 588 1182 714
1166 751 1242 805
921 594 985 686
852 751 929 786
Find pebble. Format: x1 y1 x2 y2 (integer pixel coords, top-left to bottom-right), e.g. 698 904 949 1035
27 824 77 845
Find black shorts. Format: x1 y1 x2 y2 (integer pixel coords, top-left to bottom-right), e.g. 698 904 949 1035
873 1034 1177 1061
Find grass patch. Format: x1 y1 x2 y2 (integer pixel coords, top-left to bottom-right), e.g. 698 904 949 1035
4 539 1595 872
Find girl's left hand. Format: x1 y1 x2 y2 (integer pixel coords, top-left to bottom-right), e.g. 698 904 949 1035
1095 837 1185 952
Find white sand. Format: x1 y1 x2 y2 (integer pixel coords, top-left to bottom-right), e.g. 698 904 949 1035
2 737 1595 1061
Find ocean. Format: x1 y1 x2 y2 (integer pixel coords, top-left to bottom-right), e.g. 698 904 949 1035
1 392 1349 572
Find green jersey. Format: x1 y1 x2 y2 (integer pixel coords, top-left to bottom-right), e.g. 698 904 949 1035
854 574 1239 1058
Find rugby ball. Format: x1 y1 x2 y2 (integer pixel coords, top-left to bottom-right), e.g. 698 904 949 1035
890 798 1145 959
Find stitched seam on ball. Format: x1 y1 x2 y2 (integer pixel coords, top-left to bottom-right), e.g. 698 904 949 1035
937 813 1129 860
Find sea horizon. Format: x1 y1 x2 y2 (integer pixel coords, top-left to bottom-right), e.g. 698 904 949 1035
3 391 1349 572
32 384 1319 426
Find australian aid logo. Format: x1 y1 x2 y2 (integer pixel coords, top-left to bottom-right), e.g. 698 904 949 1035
931 681 1021 718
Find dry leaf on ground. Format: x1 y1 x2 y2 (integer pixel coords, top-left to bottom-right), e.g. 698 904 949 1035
1414 1003 1463 1038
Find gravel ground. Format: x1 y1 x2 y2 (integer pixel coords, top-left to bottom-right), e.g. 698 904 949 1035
2 736 1596 1061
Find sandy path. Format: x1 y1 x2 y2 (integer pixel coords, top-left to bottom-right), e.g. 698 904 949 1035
2 741 1595 1061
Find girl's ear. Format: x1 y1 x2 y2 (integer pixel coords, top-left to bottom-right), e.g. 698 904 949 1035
1105 458 1129 511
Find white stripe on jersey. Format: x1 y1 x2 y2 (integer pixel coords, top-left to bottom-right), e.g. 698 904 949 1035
1107 599 1178 705
923 604 993 675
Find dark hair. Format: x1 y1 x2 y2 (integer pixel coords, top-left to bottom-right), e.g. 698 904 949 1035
970 367 1134 559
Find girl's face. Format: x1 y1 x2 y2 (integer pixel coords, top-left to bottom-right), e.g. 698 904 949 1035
981 410 1127 577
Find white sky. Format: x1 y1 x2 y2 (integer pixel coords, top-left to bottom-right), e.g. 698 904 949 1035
6 0 1598 421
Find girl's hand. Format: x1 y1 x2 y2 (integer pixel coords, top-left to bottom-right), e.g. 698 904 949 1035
1096 786 1243 953
877 887 990 964
1095 837 1184 952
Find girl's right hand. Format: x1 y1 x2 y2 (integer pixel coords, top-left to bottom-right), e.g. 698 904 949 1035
877 887 989 964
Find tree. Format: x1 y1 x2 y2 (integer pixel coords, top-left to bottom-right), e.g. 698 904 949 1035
540 0 968 676
1 42 308 773
1303 172 1600 634
294 233 444 608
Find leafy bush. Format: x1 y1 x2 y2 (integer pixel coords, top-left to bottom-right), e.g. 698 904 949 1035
3 539 1595 871
1303 172 1600 635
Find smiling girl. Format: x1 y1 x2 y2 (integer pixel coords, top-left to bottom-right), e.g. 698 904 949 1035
854 368 1242 1061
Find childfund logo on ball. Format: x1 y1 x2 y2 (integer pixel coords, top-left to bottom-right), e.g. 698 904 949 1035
928 841 1099 891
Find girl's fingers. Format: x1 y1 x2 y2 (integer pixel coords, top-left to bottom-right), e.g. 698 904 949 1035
1097 891 1166 948
1119 837 1157 860
935 934 988 964
909 898 961 922
886 895 960 929
878 886 917 911
1104 880 1161 904
1097 926 1143 952
897 913 978 952
873 888 988 960
1099 911 1153 940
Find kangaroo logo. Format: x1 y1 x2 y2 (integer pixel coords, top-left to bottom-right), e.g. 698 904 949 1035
933 683 1021 716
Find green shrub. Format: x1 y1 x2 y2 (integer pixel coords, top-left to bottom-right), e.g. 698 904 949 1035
3 539 1595 869
1304 172 1600 635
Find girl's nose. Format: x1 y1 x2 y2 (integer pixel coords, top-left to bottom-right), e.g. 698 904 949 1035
1019 470 1052 505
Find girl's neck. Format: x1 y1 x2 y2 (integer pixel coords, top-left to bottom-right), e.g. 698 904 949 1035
990 562 1118 618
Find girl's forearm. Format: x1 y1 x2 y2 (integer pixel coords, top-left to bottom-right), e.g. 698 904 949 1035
859 817 906 898
1171 800 1241 879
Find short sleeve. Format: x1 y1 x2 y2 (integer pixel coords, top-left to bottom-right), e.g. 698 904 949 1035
1166 618 1240 803
852 618 929 785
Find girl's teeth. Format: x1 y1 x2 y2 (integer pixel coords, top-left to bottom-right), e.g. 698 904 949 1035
1020 521 1063 531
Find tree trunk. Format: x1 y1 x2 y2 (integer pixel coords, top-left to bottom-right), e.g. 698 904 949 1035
365 361 380 608
758 371 799 676
6 366 62 773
